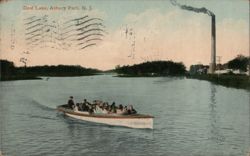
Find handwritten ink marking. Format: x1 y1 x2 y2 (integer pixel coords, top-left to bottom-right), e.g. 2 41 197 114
10 23 16 50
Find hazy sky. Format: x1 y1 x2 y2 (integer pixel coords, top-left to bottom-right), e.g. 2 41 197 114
0 0 249 70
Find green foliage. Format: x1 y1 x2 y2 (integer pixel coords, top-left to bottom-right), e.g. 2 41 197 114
115 60 186 76
227 55 249 72
187 74 250 90
0 59 101 81
0 60 15 77
17 65 100 76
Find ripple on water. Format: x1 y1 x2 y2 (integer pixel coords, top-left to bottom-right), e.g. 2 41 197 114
0 76 249 156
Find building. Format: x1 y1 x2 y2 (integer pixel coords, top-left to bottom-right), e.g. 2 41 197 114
189 64 209 75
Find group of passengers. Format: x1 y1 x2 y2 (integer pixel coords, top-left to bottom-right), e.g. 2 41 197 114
67 96 137 115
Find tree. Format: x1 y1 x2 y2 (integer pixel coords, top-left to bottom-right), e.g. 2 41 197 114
227 55 249 72
115 60 186 76
0 60 15 77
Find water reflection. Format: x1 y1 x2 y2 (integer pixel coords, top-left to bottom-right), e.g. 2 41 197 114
0 102 4 155
57 114 156 155
60 114 154 139
209 84 225 143
153 76 184 84
1 76 249 155
0 92 8 155
248 91 250 155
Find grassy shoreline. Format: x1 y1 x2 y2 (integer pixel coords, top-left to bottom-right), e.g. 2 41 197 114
0 60 102 81
114 73 185 77
2 72 249 91
0 73 102 81
0 75 42 81
187 74 250 90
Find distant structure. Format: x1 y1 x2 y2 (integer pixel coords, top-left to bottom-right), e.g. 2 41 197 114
170 0 216 73
190 64 209 75
208 16 216 74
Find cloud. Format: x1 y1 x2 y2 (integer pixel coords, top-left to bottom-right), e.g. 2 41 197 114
104 8 249 69
216 18 249 62
1 7 248 70
118 8 213 66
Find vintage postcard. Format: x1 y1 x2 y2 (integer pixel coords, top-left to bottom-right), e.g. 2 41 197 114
0 0 249 156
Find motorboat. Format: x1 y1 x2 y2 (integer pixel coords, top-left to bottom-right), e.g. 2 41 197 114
57 104 154 129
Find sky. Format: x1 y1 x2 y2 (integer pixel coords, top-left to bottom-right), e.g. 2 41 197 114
0 0 249 70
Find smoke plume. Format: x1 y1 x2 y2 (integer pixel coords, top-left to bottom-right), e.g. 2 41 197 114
170 0 214 16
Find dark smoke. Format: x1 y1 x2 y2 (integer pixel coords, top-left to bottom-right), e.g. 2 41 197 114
170 0 214 16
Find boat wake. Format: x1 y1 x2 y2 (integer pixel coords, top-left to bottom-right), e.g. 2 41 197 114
31 99 55 112
28 114 57 121
17 100 59 121
153 77 183 84
17 112 57 121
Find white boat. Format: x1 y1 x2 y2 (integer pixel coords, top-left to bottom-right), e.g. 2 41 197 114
57 104 154 129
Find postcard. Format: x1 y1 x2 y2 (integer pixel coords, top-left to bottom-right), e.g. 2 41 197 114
0 0 249 156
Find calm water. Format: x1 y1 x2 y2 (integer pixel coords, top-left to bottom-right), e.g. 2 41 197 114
0 75 249 156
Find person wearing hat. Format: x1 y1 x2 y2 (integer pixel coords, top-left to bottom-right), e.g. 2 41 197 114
68 96 75 109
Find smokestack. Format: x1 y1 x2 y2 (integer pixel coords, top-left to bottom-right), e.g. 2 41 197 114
209 15 216 73
170 0 216 73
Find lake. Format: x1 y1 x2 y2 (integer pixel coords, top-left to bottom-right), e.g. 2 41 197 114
0 75 249 156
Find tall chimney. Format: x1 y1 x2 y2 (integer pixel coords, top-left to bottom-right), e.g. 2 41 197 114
209 15 216 74
169 0 216 73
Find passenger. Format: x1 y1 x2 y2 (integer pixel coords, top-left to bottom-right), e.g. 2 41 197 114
111 102 116 108
87 103 92 110
107 105 112 114
102 107 108 114
131 109 137 114
128 105 137 114
92 103 95 109
67 96 75 109
79 103 83 111
95 100 102 106
116 104 124 114
93 100 100 108
76 103 81 111
111 107 116 113
99 102 104 109
118 104 123 110
81 103 89 111
83 99 91 105
83 99 92 110
110 102 116 113
94 105 103 114
74 103 80 111
88 105 94 114
122 106 128 114
127 105 132 114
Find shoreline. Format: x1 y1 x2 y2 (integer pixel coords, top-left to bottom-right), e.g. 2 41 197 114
1 74 249 91
187 74 250 91
0 76 42 81
114 74 185 77
0 73 102 81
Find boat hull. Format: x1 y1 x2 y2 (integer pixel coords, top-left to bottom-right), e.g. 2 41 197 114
57 105 154 129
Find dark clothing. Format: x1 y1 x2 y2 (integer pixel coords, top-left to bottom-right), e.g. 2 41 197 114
131 109 137 114
68 99 74 109
83 101 91 106
81 103 89 111
111 103 116 110
118 104 123 110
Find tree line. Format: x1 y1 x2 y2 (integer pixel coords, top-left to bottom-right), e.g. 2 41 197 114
115 60 186 76
227 55 249 72
0 59 101 80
